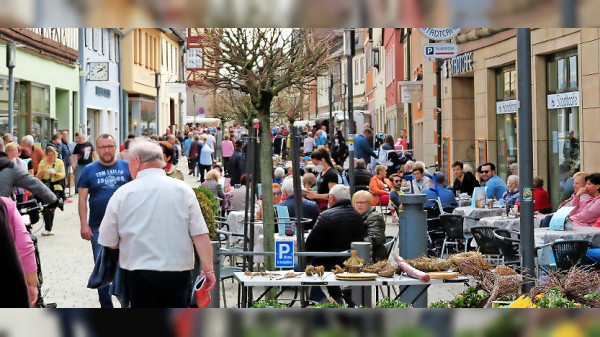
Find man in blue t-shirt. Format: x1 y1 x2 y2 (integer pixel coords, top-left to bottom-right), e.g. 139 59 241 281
480 162 509 200
77 134 132 308
422 173 458 208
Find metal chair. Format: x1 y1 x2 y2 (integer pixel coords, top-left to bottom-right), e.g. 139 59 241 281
439 214 473 258
535 239 591 274
216 230 244 307
470 226 503 265
493 229 521 267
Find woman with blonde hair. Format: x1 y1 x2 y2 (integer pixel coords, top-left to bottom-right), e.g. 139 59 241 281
36 146 65 236
352 190 387 262
369 165 393 206
201 169 225 201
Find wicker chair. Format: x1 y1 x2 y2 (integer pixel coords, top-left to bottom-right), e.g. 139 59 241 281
439 214 473 258
470 226 503 265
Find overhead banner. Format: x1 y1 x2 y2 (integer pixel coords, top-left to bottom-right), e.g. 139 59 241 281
398 81 422 103
547 91 579 109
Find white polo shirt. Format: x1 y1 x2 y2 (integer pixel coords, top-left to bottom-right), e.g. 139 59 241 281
98 168 209 271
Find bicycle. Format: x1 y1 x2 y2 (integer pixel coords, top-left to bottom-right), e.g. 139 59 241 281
17 199 61 308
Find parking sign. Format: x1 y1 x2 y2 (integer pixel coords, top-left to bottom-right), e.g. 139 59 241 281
275 241 294 268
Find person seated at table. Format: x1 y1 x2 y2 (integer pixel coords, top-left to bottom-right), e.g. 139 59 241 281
389 173 404 212
422 172 458 209
410 166 433 194
255 183 282 221
201 169 225 202
302 173 317 191
541 172 589 227
306 185 365 305
352 191 387 262
369 165 393 206
500 175 520 208
230 174 249 211
351 159 373 189
276 178 320 230
533 176 552 214
451 160 479 196
480 162 508 200
568 173 600 227
273 167 285 185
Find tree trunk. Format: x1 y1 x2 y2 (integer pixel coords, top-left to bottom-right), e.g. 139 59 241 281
258 109 275 272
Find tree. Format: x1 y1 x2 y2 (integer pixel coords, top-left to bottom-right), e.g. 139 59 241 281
211 89 258 127
201 28 333 271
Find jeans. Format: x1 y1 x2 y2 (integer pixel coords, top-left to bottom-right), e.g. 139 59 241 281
74 165 85 189
90 226 114 308
585 248 600 266
122 269 192 308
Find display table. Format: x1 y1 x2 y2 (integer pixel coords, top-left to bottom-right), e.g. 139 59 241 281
234 271 470 308
534 226 600 265
452 206 505 232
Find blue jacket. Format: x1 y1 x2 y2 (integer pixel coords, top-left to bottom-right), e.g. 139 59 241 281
276 196 320 230
484 174 509 200
422 186 458 208
354 134 377 163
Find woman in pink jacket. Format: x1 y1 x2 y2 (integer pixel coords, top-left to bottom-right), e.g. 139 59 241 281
2 196 37 306
569 173 600 227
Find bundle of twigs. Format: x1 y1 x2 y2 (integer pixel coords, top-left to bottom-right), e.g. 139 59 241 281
481 273 524 308
363 260 389 273
455 257 493 278
449 251 485 266
406 255 454 272
530 266 600 308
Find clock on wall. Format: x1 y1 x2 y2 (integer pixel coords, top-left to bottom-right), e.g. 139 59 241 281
88 62 109 81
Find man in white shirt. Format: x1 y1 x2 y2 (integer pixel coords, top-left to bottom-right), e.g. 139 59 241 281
98 140 215 308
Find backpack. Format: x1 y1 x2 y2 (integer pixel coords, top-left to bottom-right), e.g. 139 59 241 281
376 148 395 166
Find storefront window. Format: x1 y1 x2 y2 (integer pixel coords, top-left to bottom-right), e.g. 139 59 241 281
496 67 517 181
0 77 21 135
128 97 156 136
547 51 579 209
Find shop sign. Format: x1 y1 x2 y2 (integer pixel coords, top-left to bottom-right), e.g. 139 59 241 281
547 91 579 109
423 43 458 58
449 52 473 75
398 81 422 103
419 28 461 41
95 86 110 98
496 100 518 114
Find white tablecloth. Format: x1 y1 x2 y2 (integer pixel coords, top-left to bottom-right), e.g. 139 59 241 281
452 206 505 232
478 214 546 232
534 226 600 265
457 198 471 207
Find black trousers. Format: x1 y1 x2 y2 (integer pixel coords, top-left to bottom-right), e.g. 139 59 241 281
122 269 192 308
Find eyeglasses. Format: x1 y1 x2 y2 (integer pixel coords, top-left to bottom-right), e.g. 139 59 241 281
393 180 401 183
273 192 282 196
354 201 368 205
481 170 490 174
97 145 116 150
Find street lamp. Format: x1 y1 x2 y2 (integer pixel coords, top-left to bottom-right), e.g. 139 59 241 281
6 42 16 137
155 73 161 136
193 94 197 126
328 73 334 143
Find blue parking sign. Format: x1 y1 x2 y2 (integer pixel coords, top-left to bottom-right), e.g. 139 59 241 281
275 241 294 268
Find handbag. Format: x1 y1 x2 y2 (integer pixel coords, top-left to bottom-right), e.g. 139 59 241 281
192 275 211 308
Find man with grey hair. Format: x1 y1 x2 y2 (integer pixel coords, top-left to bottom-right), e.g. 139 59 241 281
276 177 320 230
20 135 45 175
305 184 365 304
99 139 215 308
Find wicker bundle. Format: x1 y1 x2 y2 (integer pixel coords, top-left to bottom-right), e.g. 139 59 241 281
494 265 517 276
406 255 453 272
377 266 397 278
364 260 390 273
455 257 493 277
530 266 600 308
449 251 484 266
343 250 364 273
481 273 524 308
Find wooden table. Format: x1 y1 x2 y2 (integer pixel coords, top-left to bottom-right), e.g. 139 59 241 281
234 271 470 308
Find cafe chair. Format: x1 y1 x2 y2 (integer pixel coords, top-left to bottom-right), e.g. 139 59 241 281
440 214 473 258
377 235 399 301
216 230 244 307
492 229 521 268
470 226 503 265
536 239 591 274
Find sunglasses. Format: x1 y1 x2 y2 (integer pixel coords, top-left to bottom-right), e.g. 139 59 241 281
393 180 402 183
481 170 490 174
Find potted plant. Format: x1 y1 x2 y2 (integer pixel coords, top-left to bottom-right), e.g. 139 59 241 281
194 186 218 240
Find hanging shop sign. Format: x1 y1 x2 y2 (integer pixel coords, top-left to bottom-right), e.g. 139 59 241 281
547 91 579 109
496 100 518 114
397 81 423 103
419 28 462 41
448 52 473 75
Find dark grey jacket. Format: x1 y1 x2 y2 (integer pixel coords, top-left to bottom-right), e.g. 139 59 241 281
0 152 58 204
362 208 387 262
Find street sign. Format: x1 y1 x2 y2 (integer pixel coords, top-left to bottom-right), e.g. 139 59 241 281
198 107 205 115
348 134 355 152
423 43 458 58
275 241 294 268
419 28 461 41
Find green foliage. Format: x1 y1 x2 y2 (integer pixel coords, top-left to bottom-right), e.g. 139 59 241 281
429 300 451 308
585 292 600 300
482 312 526 337
311 302 347 308
194 186 217 239
251 300 288 308
448 286 487 308
375 298 412 308
537 288 576 308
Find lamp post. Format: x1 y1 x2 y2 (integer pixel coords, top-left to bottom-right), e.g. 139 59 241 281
328 73 334 143
193 94 197 126
6 42 16 137
344 28 356 194
155 73 161 136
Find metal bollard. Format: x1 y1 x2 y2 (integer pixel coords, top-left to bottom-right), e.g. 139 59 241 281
397 194 428 307
209 241 221 308
351 242 372 307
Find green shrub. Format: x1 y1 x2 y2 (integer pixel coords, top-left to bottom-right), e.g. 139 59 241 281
429 300 451 308
251 300 288 308
194 186 217 239
537 288 576 308
448 286 487 308
375 298 412 308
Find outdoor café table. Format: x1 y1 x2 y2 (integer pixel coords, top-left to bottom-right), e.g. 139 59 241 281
457 198 471 207
452 206 505 232
233 271 470 308
534 226 600 265
478 214 546 231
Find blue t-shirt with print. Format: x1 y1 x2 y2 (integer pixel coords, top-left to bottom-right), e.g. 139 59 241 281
77 159 132 228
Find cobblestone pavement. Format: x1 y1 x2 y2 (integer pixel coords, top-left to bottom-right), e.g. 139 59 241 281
36 159 464 308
